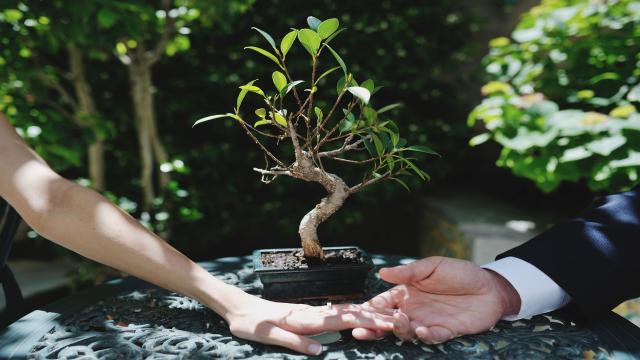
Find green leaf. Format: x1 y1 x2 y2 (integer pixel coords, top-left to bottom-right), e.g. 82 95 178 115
280 30 297 59
314 107 323 123
378 103 402 114
193 113 241 127
236 79 258 111
255 108 267 118
559 147 592 163
371 133 384 157
282 80 304 96
307 16 322 31
252 27 276 50
340 113 356 132
272 71 287 93
400 158 428 180
273 112 287 126
610 151 640 168
391 177 411 192
244 46 281 67
3 9 23 22
386 155 395 172
97 9 117 28
297 29 321 56
317 18 339 39
254 119 271 127
239 84 265 97
405 145 440 156
326 45 347 75
469 133 491 147
315 66 341 84
347 86 371 104
586 135 626 156
361 79 375 93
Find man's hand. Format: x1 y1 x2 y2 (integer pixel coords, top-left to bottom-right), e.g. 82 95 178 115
353 256 521 344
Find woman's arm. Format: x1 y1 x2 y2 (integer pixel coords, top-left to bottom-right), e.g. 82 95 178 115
0 114 392 355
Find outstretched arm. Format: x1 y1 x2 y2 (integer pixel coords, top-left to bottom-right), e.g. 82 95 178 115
0 114 392 355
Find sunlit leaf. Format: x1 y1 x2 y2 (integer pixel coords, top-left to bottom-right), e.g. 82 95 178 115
254 119 271 127
347 86 371 104
239 84 265 97
280 30 297 59
273 112 287 126
469 133 491 147
244 46 281 67
297 29 321 56
317 18 339 39
193 113 241 127
272 71 287 93
236 79 258 111
255 108 267 118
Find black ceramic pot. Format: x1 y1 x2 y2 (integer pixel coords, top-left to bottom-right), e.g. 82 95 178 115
252 246 373 301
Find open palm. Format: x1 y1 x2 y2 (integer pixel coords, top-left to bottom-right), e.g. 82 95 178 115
354 257 520 344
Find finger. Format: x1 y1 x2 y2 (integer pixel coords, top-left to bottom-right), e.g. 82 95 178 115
380 257 442 285
364 286 405 310
352 328 387 340
392 311 414 341
325 304 395 331
257 323 323 356
413 322 455 345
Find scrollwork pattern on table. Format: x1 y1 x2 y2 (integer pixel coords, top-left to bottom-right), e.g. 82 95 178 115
27 256 612 359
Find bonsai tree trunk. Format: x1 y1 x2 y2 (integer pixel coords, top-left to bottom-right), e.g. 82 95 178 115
293 153 350 260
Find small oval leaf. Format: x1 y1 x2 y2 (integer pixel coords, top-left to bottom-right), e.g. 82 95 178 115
317 18 339 39
272 71 287 93
347 86 371 104
280 30 297 59
307 16 322 31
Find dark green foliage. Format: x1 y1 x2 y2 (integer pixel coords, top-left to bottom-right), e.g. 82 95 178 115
0 0 480 258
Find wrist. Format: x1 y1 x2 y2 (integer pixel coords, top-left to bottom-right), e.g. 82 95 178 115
486 269 521 317
190 268 254 321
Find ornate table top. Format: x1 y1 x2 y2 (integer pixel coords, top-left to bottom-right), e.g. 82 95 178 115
1 254 639 359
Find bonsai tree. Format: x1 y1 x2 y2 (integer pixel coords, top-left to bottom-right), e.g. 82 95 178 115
194 16 436 261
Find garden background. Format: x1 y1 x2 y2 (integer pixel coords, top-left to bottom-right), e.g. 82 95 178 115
1 0 639 323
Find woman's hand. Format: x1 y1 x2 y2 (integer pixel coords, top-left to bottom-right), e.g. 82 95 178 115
221 290 395 355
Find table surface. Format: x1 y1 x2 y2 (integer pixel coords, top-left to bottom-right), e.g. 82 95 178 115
1 254 640 359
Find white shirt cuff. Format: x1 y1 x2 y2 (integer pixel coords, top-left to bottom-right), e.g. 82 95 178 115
482 257 571 320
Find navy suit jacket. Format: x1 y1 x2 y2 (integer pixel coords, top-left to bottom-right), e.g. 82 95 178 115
499 185 640 316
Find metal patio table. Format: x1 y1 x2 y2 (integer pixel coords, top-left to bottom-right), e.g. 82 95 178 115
1 254 640 359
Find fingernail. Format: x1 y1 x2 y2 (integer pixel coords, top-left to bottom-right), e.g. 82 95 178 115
308 343 323 355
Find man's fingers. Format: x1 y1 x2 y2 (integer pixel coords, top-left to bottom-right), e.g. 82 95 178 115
392 311 414 341
351 328 387 340
380 257 442 285
364 286 405 310
412 322 455 345
256 324 323 356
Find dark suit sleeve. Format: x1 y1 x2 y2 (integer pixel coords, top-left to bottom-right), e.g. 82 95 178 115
498 185 640 315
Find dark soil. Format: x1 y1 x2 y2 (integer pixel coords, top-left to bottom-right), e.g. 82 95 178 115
260 248 364 269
